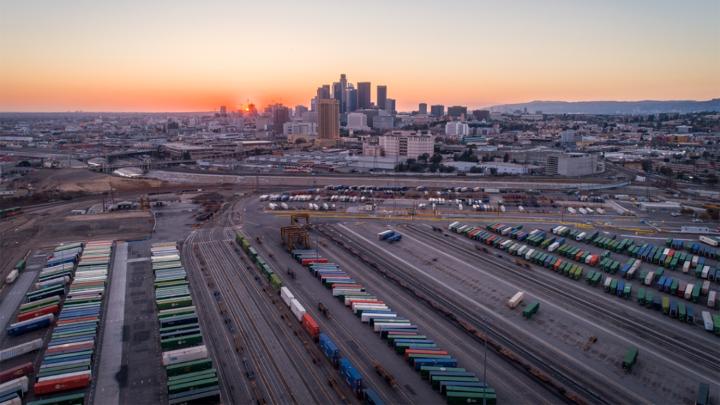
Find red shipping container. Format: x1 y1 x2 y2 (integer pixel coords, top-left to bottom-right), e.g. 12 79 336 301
17 304 59 322
33 374 91 396
301 258 328 266
302 313 320 340
0 362 33 384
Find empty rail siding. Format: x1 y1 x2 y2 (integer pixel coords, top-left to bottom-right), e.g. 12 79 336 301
194 234 301 404
306 232 556 405
324 223 628 405
402 223 720 376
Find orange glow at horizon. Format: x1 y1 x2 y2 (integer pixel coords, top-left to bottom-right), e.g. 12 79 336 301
0 1 718 112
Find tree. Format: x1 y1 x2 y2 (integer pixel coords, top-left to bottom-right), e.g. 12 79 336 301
418 153 429 163
641 159 653 172
503 153 510 163
659 166 673 177
430 153 443 165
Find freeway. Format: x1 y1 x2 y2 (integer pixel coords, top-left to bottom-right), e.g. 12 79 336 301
146 169 615 190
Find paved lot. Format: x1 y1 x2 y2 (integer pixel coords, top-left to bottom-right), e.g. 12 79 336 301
94 241 128 405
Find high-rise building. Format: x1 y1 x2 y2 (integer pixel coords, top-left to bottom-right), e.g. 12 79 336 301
385 98 396 115
377 85 387 111
418 103 428 115
219 105 227 116
270 104 290 135
339 74 348 113
357 82 371 109
317 99 340 144
430 105 445 117
294 105 309 117
447 105 468 118
333 82 342 104
345 86 358 113
317 85 331 100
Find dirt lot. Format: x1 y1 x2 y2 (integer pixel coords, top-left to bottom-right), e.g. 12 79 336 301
18 168 165 193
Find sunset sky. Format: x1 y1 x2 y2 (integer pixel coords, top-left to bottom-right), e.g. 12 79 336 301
1 0 718 112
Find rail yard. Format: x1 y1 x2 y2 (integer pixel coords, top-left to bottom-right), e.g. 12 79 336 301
0 176 718 405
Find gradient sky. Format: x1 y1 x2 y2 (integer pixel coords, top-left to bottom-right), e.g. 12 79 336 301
1 0 719 112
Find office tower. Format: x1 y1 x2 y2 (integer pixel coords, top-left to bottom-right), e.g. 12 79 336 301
317 85 331 100
472 109 491 121
294 105 308 117
385 98 396 115
345 86 358 113
377 85 387 111
357 82 371 109
317 99 340 144
271 104 290 135
447 105 468 118
333 82 342 103
339 74 348 113
430 104 445 117
418 103 428 114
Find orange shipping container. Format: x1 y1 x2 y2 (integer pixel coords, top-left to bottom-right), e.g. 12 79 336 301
302 313 320 340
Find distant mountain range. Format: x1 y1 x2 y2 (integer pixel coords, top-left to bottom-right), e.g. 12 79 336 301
488 98 720 115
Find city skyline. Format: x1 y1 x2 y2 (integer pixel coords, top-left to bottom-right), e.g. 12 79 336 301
1 0 719 112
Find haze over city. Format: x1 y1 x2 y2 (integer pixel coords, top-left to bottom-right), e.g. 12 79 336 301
1 0 719 112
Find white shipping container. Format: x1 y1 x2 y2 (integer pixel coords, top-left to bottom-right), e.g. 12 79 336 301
644 271 655 286
701 280 710 295
708 291 717 309
682 261 691 274
692 255 699 266
280 287 294 307
702 311 714 332
604 277 613 289
548 242 560 252
699 235 719 247
290 298 306 322
373 322 412 332
5 270 18 284
162 346 208 366
0 338 43 362
508 291 525 309
361 312 396 323
525 249 535 260
0 377 29 397
344 297 379 306
684 284 694 300
702 266 710 279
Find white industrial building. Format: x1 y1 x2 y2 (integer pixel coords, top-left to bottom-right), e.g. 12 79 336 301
545 153 604 176
346 113 370 131
377 131 435 160
445 121 470 139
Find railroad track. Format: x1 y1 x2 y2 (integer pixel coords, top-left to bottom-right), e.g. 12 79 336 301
182 231 253 404
209 231 346 404
195 230 296 404
298 232 554 404
403 223 720 374
316 223 614 405
249 233 418 405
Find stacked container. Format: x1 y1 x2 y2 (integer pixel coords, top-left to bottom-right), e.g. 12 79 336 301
151 242 219 404
31 240 113 400
289 248 496 404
